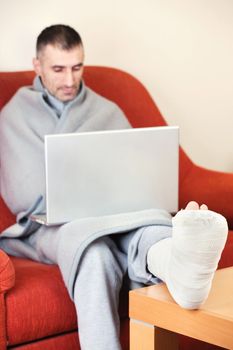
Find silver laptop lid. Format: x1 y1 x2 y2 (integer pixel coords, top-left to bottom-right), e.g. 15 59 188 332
44 126 179 224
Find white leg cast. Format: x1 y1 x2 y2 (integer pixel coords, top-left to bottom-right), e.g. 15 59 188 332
147 209 228 309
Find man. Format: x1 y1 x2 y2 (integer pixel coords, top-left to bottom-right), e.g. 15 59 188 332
0 25 228 350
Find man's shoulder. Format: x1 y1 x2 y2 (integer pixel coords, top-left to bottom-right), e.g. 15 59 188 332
85 85 120 111
1 84 40 116
82 86 131 129
0 85 42 129
3 85 33 105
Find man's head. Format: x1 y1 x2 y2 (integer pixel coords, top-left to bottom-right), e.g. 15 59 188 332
33 24 85 102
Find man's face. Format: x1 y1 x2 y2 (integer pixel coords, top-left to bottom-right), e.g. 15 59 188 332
33 44 84 102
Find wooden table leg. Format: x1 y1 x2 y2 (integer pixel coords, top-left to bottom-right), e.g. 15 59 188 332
130 319 179 350
130 319 155 350
154 326 179 349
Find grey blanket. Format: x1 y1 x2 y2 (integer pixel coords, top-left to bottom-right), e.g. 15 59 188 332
0 77 131 220
0 77 172 297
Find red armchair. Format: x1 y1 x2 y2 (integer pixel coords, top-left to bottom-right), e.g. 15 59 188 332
0 67 232 350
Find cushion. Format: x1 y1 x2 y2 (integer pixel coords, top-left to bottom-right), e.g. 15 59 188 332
5 256 128 346
6 258 77 346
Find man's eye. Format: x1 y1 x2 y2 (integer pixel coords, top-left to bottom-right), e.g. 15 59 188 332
53 67 63 72
73 66 82 71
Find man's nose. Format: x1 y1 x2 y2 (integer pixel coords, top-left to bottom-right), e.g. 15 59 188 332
64 70 75 86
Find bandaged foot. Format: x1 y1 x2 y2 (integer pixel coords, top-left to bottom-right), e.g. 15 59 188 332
147 201 228 309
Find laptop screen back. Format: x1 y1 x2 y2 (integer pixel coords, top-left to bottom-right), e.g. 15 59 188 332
45 126 179 224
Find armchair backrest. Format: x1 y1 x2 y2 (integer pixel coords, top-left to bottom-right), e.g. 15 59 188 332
0 66 168 127
0 66 193 231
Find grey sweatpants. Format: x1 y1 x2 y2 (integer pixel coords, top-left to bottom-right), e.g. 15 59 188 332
0 224 172 350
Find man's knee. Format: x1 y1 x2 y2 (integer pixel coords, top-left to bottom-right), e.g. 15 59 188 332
82 236 121 265
80 236 126 278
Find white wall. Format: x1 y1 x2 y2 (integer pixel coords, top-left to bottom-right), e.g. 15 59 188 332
1 0 233 172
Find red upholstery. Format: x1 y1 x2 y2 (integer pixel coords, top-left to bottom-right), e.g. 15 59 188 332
0 250 15 349
0 67 232 350
5 256 128 347
6 258 77 345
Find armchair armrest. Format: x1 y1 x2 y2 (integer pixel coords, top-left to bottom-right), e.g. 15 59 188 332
0 249 15 293
0 250 15 350
179 164 233 229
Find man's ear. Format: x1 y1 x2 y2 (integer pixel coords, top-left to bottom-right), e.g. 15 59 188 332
33 57 41 76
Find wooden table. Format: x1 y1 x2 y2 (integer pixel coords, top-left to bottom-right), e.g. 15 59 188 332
129 267 233 349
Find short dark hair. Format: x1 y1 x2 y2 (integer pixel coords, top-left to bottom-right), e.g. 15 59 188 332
36 24 83 56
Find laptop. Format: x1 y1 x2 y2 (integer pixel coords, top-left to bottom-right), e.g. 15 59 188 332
31 126 179 225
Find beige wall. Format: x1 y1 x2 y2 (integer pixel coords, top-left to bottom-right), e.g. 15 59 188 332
1 0 232 172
